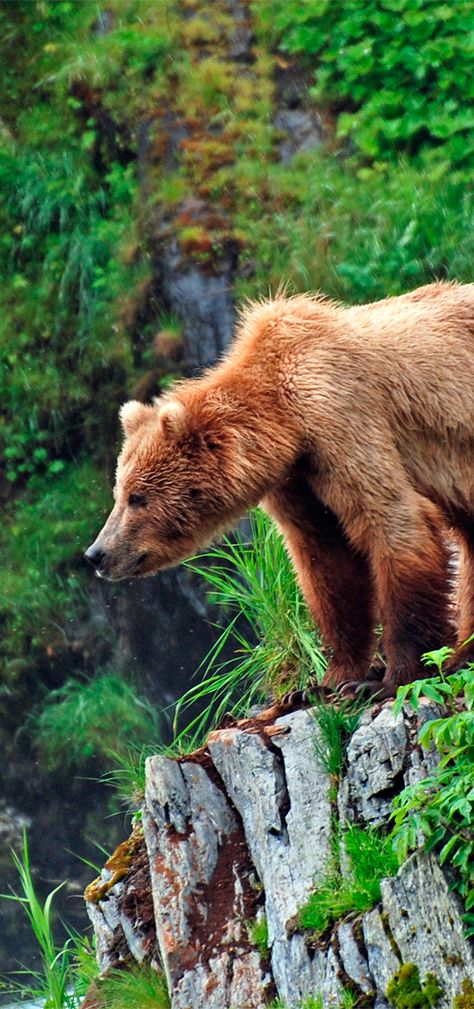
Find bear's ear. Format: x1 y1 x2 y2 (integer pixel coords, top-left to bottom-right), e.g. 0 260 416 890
159 400 188 440
120 400 155 437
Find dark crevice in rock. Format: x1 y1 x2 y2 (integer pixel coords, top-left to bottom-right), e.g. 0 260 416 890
331 927 368 996
266 739 291 843
374 768 406 803
120 838 160 964
380 910 404 963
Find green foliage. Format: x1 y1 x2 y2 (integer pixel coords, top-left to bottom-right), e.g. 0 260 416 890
236 153 474 304
270 987 362 1009
391 652 474 936
247 914 269 958
312 700 363 779
0 460 110 674
93 964 170 1009
299 826 399 937
258 0 474 172
0 834 97 1008
30 671 161 770
173 509 326 748
54 7 176 102
386 963 444 1009
0 834 169 1008
0 146 137 483
270 998 323 1009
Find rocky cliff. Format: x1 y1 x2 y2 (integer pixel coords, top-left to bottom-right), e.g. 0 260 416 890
84 699 474 1008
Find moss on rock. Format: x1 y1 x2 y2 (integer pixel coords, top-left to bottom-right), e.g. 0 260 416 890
453 980 474 1009
84 825 143 905
386 963 444 1009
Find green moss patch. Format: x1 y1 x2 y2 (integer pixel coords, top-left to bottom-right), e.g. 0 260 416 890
386 963 444 1009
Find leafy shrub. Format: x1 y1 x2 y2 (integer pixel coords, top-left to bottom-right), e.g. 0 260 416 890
258 0 474 171
298 825 399 936
391 649 474 936
173 509 326 747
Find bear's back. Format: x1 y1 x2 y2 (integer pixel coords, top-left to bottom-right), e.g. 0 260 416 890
345 281 474 352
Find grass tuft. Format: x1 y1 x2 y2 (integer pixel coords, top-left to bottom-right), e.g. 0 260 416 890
94 964 170 1009
0 834 97 1008
29 671 161 771
101 744 162 807
247 914 269 958
299 826 399 937
312 700 363 780
173 508 326 748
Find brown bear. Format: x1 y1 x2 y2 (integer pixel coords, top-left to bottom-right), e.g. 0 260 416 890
86 281 474 697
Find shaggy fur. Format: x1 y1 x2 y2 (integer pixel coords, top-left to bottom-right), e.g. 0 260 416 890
86 281 474 695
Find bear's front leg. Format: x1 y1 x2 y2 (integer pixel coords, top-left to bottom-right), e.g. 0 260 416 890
262 474 377 695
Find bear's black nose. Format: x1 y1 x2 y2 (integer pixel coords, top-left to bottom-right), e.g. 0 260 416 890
84 543 106 569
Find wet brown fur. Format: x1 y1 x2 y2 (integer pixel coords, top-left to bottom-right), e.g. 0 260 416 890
89 282 474 693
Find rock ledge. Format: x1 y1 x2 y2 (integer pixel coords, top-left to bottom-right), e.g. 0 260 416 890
85 702 474 1007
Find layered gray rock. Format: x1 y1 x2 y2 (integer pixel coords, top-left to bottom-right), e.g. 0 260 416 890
208 710 336 1005
85 829 160 973
85 701 474 1008
142 753 271 1008
379 854 474 1005
338 700 441 828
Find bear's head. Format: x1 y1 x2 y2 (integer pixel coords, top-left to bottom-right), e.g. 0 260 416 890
85 396 245 580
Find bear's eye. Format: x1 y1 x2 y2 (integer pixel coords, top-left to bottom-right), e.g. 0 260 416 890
128 492 147 508
189 487 201 499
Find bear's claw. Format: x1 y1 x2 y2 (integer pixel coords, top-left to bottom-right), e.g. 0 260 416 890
337 678 397 700
280 681 333 708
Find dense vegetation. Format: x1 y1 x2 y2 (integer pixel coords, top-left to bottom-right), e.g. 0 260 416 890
262 0 474 169
1 0 474 992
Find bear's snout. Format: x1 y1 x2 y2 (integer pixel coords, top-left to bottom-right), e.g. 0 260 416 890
84 541 107 573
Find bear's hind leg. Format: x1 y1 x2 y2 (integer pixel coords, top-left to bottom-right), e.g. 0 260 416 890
262 475 376 692
446 520 474 670
370 499 455 692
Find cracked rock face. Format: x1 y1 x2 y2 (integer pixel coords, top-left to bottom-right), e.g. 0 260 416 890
152 238 237 371
142 753 270 1008
208 710 334 1005
85 833 160 973
85 702 473 1009
379 855 474 1005
338 700 441 828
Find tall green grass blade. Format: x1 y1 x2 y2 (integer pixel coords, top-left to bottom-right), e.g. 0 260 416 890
174 509 326 749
